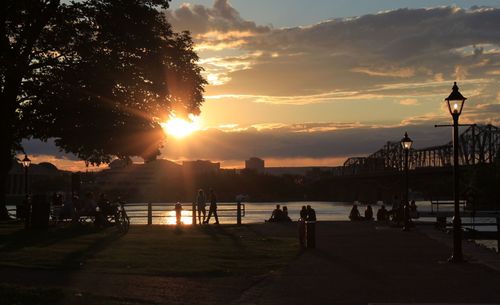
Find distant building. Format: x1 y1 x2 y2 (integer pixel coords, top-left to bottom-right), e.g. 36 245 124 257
182 160 220 175
245 157 265 173
6 160 71 203
93 159 183 202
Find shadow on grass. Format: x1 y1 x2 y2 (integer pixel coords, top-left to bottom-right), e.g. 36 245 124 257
199 225 244 249
59 230 124 270
0 224 103 252
0 223 126 271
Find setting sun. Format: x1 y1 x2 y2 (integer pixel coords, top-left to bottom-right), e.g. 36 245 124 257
161 115 200 139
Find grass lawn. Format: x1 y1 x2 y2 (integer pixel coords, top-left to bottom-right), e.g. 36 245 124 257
0 222 298 276
0 222 298 304
0 284 156 305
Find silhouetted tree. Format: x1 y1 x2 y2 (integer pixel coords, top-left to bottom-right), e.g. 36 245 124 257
0 0 206 218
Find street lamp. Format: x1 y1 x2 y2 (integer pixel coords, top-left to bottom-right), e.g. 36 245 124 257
446 82 466 263
21 154 31 197
21 154 31 228
401 132 412 231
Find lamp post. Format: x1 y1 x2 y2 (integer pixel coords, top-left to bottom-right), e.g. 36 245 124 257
21 154 31 228
22 154 31 197
446 82 466 263
401 132 413 231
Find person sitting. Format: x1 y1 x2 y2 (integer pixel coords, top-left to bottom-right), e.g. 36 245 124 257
82 192 97 215
59 195 76 221
52 193 63 207
267 204 284 222
376 205 388 222
282 206 292 222
97 193 114 216
349 204 362 221
364 205 374 221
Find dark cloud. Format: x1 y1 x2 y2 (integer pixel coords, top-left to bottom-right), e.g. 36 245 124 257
165 0 271 35
21 139 79 160
207 6 500 97
161 123 450 161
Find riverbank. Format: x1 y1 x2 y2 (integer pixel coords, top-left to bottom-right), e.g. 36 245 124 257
1 221 500 304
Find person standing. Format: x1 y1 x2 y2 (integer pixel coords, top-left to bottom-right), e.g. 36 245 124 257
305 205 317 248
306 205 316 221
300 206 307 220
205 189 219 224
298 205 307 248
196 189 207 224
174 202 183 225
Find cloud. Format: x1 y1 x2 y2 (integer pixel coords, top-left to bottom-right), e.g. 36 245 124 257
399 98 419 106
165 0 271 35
160 122 452 163
211 6 500 96
166 3 500 136
20 4 500 170
167 4 500 104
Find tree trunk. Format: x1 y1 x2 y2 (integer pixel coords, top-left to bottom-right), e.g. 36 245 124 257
0 75 20 220
0 117 14 220
0 153 13 220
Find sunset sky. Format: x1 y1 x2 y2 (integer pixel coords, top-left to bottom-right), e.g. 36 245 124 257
24 0 500 170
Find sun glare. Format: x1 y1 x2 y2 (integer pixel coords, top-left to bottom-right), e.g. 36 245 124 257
162 210 193 225
161 115 200 139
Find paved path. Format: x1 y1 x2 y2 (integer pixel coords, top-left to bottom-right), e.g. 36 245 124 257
234 222 500 305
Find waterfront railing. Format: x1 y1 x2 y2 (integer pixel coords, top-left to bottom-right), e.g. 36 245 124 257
124 202 246 225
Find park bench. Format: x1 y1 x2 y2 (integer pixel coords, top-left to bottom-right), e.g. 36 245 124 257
50 203 130 233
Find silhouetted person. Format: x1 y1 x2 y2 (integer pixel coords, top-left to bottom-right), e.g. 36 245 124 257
268 204 283 222
282 206 292 222
305 205 317 248
196 189 206 224
52 193 63 207
409 200 418 218
98 193 113 216
83 192 97 215
364 205 373 221
57 195 73 221
349 204 361 221
306 205 316 221
403 202 412 229
174 202 182 225
299 205 307 220
298 206 306 247
377 205 388 222
205 188 219 224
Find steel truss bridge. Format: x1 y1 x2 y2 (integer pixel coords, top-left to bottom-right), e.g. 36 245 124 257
343 124 500 175
326 124 500 203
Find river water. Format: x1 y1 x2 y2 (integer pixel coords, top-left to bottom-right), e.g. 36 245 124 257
7 201 499 251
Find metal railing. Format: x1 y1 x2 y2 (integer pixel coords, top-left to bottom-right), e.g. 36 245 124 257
124 202 246 225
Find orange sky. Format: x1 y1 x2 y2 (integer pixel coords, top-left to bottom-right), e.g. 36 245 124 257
22 1 500 172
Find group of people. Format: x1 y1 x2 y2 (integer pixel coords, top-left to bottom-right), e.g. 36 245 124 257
267 204 292 222
192 188 219 225
349 198 419 225
53 191 121 226
348 204 374 221
267 204 316 223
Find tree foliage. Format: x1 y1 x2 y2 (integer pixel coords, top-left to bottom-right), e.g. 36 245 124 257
0 0 206 216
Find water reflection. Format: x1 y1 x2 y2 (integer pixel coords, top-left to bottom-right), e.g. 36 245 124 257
160 210 193 225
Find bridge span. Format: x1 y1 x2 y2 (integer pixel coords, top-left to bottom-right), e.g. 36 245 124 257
328 124 500 204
